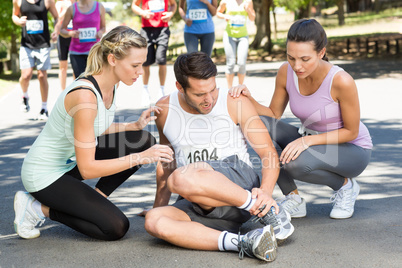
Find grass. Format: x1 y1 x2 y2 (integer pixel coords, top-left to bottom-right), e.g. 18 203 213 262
0 71 20 99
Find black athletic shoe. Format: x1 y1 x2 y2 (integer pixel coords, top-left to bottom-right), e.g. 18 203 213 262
21 97 30 112
37 109 48 120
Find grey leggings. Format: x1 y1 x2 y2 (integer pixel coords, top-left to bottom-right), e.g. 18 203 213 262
260 116 372 194
223 32 249 74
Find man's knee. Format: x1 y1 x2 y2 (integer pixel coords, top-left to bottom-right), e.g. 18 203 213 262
37 70 48 80
20 70 33 82
144 208 169 238
167 164 209 197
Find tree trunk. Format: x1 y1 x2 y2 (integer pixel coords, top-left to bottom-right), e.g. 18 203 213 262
10 33 19 74
337 0 345 26
250 0 272 51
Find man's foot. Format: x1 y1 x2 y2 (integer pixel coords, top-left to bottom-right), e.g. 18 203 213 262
21 97 30 112
238 225 277 262
240 204 294 242
276 193 307 218
330 178 360 219
37 109 48 120
14 191 45 239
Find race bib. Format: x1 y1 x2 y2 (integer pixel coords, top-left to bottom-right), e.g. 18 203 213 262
26 20 44 34
230 15 246 27
183 147 219 165
79 27 97 43
188 9 207 23
148 0 165 13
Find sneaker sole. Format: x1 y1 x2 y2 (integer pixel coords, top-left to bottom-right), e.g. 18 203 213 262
253 226 277 262
13 192 40 239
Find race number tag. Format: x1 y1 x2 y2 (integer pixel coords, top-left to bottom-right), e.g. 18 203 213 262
188 9 207 23
26 20 44 34
148 0 165 13
185 147 219 165
79 27 97 43
230 15 246 27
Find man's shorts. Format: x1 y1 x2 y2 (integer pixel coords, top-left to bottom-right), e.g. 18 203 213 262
140 27 170 66
172 155 260 233
19 46 51 70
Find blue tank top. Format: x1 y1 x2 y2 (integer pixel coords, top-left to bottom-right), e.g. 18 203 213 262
184 0 214 34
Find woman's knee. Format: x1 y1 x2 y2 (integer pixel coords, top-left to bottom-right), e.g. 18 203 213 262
101 213 130 241
283 156 311 178
126 130 156 152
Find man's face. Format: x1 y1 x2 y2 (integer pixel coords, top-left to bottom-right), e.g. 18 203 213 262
178 76 218 115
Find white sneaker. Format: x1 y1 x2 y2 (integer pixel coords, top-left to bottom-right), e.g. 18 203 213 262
330 179 360 219
14 191 45 239
238 225 277 262
277 193 307 218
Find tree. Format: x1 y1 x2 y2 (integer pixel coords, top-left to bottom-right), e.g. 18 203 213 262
336 0 345 25
250 0 273 51
0 1 21 73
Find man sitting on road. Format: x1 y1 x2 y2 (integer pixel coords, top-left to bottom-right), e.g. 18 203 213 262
144 52 294 262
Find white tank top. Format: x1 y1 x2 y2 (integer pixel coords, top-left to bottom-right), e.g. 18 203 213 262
163 88 251 167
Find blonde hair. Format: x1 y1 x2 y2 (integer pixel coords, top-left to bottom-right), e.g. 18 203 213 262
80 26 147 77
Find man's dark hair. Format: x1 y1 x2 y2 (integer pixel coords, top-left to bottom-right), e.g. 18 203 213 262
174 52 217 91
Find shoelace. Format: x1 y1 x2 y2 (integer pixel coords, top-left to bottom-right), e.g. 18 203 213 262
257 207 279 228
330 188 351 209
237 231 255 260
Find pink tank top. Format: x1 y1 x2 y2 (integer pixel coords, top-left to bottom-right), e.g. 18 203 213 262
69 1 101 54
286 64 373 149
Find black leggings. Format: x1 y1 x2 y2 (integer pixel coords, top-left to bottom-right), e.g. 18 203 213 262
260 116 371 195
31 130 156 241
69 54 88 78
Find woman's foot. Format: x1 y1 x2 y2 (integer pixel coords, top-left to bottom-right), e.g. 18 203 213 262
14 191 45 239
330 178 360 219
276 192 307 218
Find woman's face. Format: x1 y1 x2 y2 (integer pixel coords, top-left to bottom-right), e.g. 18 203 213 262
286 41 325 79
113 47 147 86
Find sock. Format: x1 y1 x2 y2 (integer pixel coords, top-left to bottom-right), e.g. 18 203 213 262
237 190 256 211
23 92 29 98
340 178 352 190
143 85 149 93
289 193 302 203
218 231 241 252
160 85 165 96
41 102 47 111
32 200 45 219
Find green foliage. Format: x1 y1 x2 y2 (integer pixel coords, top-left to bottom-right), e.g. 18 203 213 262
0 1 21 40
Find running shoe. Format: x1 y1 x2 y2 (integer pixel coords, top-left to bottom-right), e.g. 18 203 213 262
330 178 360 219
240 204 294 241
21 97 30 112
37 109 48 120
14 191 45 239
238 225 277 262
276 193 307 218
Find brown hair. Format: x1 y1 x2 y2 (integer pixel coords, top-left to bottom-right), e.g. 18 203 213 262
174 52 217 91
287 19 329 61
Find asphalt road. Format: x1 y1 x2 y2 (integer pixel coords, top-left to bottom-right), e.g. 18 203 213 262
0 57 401 268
